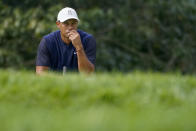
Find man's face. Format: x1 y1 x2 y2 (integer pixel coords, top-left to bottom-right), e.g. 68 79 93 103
56 19 78 39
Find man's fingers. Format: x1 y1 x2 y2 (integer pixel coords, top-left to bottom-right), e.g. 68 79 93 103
66 30 79 42
68 31 78 39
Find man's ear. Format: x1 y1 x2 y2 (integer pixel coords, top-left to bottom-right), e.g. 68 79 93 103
56 21 60 28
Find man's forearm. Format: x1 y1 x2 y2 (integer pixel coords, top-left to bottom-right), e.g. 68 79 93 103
77 48 95 73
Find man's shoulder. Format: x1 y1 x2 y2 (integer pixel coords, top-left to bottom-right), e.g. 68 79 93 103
41 30 61 50
78 29 93 39
78 29 96 50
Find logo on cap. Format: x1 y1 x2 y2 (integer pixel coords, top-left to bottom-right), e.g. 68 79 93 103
68 10 73 15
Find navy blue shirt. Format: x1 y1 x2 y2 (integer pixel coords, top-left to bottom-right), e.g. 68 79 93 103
36 29 96 72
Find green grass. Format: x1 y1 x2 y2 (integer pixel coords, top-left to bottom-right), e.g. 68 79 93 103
0 70 196 131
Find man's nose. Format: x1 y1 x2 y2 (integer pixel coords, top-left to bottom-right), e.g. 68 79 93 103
67 24 74 29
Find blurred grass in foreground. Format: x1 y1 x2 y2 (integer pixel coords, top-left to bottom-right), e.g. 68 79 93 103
0 70 196 131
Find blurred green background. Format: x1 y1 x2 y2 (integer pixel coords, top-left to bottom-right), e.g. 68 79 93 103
0 0 196 73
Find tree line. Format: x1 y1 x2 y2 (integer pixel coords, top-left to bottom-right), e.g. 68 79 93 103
0 0 196 73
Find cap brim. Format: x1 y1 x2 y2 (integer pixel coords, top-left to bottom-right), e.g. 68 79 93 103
59 17 80 22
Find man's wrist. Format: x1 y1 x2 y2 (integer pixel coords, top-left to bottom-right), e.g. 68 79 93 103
76 46 84 52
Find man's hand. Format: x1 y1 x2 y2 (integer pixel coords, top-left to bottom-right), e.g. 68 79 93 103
67 30 83 51
36 66 49 75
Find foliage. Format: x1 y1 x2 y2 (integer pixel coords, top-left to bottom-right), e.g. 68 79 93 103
0 0 196 73
0 70 196 130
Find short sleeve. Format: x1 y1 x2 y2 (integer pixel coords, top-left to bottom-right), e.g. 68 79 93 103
84 36 96 66
36 38 51 66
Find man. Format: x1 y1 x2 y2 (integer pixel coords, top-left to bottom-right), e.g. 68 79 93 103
36 7 96 75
